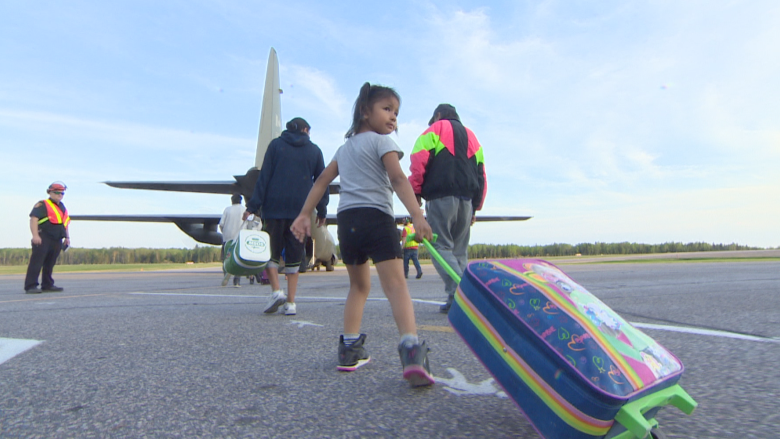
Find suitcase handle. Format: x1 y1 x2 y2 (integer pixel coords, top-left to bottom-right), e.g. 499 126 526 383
408 233 462 284
614 384 698 438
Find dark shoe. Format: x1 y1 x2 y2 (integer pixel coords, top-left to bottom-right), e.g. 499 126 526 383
439 295 454 314
25 288 42 294
337 334 370 371
398 341 435 387
42 286 64 293
416 272 423 279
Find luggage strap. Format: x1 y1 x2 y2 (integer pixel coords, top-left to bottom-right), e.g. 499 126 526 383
409 233 461 283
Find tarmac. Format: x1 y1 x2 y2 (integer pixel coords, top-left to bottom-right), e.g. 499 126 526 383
1 253 779 438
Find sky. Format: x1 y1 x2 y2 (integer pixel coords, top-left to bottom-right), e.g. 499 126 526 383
2 0 779 249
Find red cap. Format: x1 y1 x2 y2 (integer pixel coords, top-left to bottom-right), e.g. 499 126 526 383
48 181 67 192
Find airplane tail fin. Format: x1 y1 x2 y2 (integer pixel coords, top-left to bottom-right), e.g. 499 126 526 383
255 47 282 170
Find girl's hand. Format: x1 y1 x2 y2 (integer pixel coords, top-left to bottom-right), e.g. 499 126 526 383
290 214 311 243
413 216 433 242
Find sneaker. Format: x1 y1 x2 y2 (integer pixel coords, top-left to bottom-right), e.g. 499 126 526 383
25 288 42 294
42 286 64 293
337 334 370 372
439 295 454 314
263 289 287 314
282 302 296 315
416 272 423 279
398 341 435 387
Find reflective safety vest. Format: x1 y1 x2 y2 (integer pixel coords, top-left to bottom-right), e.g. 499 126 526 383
402 225 418 249
38 199 70 229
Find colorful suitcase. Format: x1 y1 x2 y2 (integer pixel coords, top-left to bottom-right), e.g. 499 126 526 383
222 228 271 285
417 235 697 439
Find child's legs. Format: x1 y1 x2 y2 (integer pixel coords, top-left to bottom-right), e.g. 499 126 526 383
344 263 372 334
375 259 416 336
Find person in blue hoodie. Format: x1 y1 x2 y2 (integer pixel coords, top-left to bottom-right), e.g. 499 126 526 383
243 117 328 316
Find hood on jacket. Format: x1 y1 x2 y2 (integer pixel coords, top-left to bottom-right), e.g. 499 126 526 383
280 130 312 147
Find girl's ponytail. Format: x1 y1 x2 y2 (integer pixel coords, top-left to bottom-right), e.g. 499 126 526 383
345 82 372 138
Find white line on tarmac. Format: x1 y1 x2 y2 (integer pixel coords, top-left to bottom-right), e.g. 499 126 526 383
0 337 43 365
129 292 778 343
630 322 780 343
129 292 443 305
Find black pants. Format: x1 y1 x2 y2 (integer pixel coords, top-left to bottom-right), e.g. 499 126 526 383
24 236 62 291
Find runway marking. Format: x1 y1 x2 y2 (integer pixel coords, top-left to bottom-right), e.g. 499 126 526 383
0 337 43 366
419 325 454 333
289 320 324 328
126 293 779 343
0 293 109 304
435 368 507 398
630 322 780 343
128 292 441 305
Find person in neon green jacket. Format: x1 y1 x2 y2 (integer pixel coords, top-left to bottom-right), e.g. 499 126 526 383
408 104 487 313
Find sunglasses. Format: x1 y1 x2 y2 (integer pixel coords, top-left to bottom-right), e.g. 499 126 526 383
52 191 65 195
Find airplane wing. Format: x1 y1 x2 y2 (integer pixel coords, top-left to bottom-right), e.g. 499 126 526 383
388 215 531 226
70 214 225 246
71 213 531 245
104 180 342 195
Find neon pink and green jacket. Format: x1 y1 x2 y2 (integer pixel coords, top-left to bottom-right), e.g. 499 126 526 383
408 119 487 210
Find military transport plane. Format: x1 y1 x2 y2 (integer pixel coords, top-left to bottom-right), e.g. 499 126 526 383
71 48 531 272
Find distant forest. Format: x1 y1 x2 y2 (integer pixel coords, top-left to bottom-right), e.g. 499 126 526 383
0 242 766 266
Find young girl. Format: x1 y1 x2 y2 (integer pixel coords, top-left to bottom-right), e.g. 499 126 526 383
290 82 435 387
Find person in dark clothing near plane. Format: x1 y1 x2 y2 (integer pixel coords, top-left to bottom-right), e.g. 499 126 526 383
408 104 487 313
244 117 328 316
25 181 71 294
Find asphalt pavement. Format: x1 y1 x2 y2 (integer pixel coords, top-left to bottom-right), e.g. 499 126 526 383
1 258 779 438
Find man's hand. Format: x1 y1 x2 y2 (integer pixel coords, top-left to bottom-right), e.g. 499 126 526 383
31 236 42 245
316 216 327 228
242 210 252 221
415 194 422 207
63 238 70 248
471 213 477 226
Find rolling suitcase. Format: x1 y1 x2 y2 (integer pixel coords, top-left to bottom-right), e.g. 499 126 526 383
416 235 697 439
222 226 271 285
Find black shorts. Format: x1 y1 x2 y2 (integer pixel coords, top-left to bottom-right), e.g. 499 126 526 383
262 218 304 268
337 208 403 265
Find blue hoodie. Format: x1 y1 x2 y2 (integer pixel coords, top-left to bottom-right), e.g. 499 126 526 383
246 130 328 220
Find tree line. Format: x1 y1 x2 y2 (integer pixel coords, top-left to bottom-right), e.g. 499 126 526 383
0 241 766 266
0 246 222 266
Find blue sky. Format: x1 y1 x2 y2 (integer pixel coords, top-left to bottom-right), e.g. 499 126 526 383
2 1 778 249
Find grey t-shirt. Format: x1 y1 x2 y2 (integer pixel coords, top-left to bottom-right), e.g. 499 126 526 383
333 131 403 217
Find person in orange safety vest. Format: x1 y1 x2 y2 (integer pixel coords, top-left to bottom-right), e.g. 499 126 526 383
24 181 71 294
400 217 423 279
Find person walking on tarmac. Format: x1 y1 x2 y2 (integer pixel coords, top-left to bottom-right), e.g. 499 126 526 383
24 181 71 294
219 193 245 287
409 104 487 313
400 217 423 279
243 117 328 316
